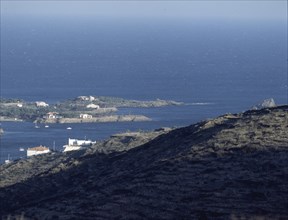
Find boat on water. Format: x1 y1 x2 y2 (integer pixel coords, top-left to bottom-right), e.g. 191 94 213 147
63 138 96 152
19 147 25 152
45 125 49 128
5 154 11 164
34 123 40 128
66 127 72 130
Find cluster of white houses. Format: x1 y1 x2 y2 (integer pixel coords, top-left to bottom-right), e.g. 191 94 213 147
43 112 94 119
44 112 62 119
77 96 97 101
25 138 96 157
15 99 100 109
34 99 100 120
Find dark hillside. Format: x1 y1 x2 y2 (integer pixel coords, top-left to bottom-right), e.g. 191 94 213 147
1 106 288 219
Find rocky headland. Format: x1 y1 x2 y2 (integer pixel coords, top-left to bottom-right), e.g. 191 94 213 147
0 106 287 219
0 96 183 124
37 115 151 124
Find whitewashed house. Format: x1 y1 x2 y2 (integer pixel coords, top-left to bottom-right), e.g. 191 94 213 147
43 112 61 119
27 146 50 157
35 101 49 107
89 96 96 101
80 114 93 119
86 104 100 109
78 96 90 101
77 96 97 101
63 138 96 152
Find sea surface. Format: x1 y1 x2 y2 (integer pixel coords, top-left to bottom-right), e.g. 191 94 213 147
0 18 287 163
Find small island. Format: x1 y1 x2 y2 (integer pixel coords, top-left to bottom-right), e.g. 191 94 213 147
0 96 183 124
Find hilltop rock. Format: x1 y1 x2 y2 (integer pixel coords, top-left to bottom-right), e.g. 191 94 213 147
0 106 288 219
253 98 276 110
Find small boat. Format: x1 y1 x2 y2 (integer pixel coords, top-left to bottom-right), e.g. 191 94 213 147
34 123 40 128
45 125 49 128
5 154 11 164
19 147 25 152
66 127 72 130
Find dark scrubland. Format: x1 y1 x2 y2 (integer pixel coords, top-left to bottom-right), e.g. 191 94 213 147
0 106 287 219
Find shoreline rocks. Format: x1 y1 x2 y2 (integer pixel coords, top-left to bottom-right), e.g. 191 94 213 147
253 98 277 110
36 115 152 124
74 96 184 108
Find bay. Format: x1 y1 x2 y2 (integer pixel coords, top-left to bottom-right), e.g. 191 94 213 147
0 19 287 163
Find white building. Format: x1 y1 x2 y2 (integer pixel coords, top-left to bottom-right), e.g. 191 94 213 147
27 146 50 157
35 101 49 107
44 112 61 119
63 138 96 152
86 104 100 109
78 96 90 101
89 96 96 101
77 96 97 101
80 114 93 119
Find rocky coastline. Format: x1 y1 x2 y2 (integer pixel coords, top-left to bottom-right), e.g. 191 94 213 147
0 105 287 219
37 115 151 124
0 96 182 124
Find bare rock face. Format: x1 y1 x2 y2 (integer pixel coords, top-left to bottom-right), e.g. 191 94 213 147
253 98 276 109
0 106 288 220
261 98 276 108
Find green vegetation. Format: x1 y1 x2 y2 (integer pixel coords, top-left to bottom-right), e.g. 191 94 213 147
0 105 50 121
87 96 183 107
0 96 184 122
0 98 23 103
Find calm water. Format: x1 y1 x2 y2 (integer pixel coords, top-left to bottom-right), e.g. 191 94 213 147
0 18 287 163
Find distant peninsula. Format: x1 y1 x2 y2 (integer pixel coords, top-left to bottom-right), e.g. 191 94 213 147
0 96 183 123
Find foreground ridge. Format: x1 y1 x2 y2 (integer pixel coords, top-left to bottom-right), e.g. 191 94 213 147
0 106 288 219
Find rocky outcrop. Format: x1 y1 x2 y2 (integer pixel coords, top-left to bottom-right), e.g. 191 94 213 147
0 106 287 219
253 98 277 109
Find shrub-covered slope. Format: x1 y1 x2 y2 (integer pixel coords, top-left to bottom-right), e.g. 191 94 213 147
0 106 287 219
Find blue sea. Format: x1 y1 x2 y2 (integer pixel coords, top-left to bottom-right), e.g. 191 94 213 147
0 18 287 163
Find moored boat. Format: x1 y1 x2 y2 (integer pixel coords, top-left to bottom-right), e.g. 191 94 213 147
5 154 11 164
